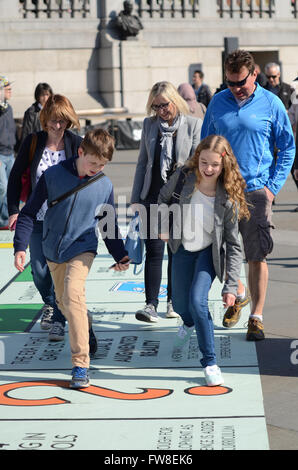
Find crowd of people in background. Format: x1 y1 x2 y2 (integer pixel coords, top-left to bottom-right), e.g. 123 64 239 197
0 50 297 388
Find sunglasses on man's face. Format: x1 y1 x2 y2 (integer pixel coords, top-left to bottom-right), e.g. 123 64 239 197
226 71 251 88
266 75 278 79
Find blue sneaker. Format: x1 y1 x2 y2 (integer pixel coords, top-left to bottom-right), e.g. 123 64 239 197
173 324 194 349
70 367 90 389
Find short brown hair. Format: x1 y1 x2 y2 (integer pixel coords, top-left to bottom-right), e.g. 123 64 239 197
40 94 80 130
80 128 115 161
224 49 255 75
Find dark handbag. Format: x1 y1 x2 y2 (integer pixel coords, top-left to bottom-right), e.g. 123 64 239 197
20 133 37 202
48 172 106 208
124 212 145 275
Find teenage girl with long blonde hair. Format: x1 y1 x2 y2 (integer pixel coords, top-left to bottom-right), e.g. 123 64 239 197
158 135 250 386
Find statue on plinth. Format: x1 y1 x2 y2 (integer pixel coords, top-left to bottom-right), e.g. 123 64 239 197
115 1 143 40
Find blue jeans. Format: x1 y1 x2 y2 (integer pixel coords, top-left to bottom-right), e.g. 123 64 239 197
29 221 65 325
172 244 216 368
0 154 14 226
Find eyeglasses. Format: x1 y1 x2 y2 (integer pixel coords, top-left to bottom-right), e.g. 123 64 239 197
151 102 170 112
226 71 251 88
266 75 278 79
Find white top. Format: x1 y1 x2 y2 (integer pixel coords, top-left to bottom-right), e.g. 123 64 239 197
35 147 66 221
182 188 215 252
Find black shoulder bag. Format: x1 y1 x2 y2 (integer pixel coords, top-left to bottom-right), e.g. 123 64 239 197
48 172 106 209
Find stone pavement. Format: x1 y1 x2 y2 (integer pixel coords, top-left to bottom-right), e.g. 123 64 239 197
107 148 298 451
255 172 298 450
0 148 296 451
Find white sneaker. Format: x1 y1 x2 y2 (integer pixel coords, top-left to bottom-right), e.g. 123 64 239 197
173 324 194 349
204 365 224 386
166 301 180 319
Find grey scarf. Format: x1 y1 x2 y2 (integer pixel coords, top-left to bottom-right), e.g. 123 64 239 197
158 114 184 182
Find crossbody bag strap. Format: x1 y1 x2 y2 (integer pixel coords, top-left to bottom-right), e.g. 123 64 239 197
170 167 189 205
48 172 106 209
29 133 37 164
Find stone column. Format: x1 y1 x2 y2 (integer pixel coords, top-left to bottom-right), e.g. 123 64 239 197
199 0 218 18
98 0 151 112
275 0 293 18
0 0 19 18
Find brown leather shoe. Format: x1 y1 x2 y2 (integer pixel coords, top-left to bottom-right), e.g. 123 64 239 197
246 317 265 341
222 290 251 328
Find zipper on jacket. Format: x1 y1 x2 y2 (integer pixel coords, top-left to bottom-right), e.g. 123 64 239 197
56 193 78 257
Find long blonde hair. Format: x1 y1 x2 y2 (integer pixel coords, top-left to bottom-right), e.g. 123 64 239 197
187 135 250 221
146 81 189 117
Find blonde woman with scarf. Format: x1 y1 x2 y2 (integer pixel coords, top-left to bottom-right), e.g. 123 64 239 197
131 81 202 323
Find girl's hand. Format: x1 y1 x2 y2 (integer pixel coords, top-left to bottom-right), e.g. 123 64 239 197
159 233 169 242
14 251 26 272
8 214 18 231
222 293 236 308
110 256 130 271
294 169 298 181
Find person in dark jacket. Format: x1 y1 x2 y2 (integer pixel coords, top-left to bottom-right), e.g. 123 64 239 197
0 75 16 228
13 128 130 388
264 62 294 110
20 82 53 143
192 70 213 108
7 94 83 340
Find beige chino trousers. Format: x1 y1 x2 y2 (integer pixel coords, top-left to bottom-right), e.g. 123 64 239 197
47 252 95 368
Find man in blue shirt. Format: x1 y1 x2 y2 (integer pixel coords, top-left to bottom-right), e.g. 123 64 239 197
201 50 295 341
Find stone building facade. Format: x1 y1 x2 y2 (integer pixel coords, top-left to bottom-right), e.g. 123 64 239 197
1 0 298 117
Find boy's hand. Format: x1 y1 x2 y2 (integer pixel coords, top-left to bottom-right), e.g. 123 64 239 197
222 293 236 309
14 251 26 272
110 255 130 271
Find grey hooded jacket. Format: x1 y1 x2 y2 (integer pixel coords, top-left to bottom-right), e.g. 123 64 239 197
158 167 243 296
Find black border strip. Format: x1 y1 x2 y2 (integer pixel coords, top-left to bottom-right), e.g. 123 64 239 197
0 415 265 422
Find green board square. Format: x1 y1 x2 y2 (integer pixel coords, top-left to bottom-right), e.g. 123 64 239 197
0 304 42 333
14 265 33 282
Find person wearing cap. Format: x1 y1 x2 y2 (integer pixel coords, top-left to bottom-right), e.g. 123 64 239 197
0 75 16 228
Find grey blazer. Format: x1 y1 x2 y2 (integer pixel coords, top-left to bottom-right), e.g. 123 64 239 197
130 114 202 203
158 168 243 296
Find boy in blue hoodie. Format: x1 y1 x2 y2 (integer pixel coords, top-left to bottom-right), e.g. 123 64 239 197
14 128 130 388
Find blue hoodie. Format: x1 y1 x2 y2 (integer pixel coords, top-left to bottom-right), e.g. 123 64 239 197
201 83 295 195
14 157 127 263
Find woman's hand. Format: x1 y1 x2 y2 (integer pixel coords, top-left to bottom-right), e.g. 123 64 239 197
14 251 26 272
8 214 18 231
222 293 236 309
294 169 298 181
110 255 130 271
